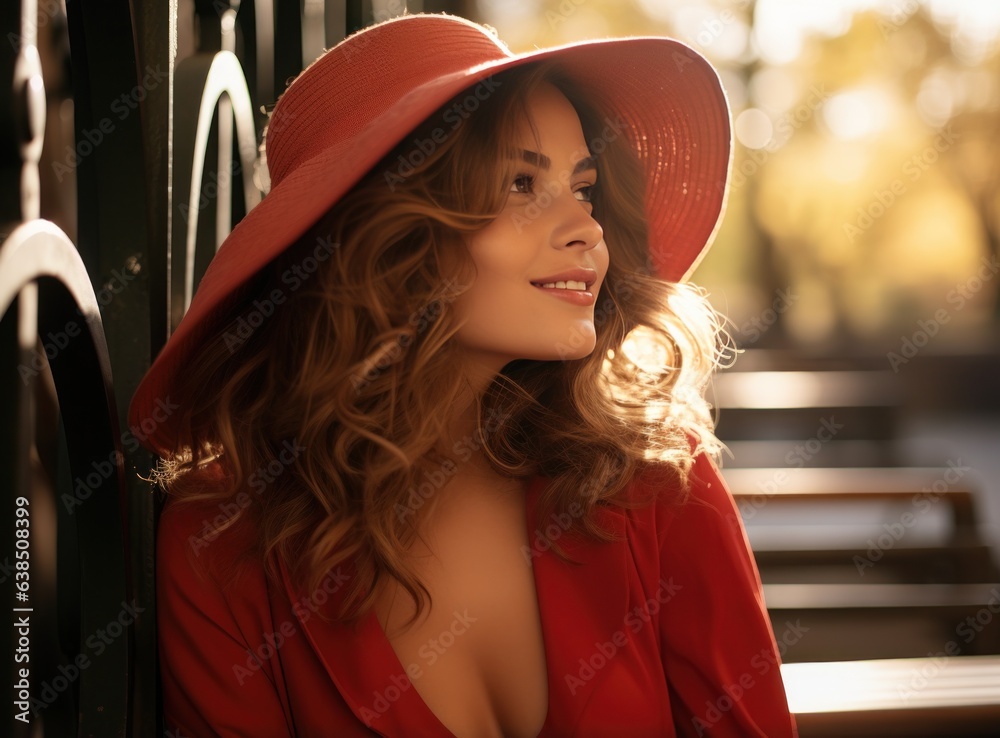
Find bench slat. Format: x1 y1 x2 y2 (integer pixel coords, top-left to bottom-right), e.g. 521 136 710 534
783 655 1000 713
764 582 1000 609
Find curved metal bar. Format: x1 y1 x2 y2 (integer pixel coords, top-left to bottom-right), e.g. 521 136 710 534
172 50 261 327
0 219 129 737
0 221 103 321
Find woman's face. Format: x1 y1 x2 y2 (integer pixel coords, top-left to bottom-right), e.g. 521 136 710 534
452 82 609 374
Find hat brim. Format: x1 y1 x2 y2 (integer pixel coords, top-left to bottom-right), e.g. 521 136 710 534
129 32 732 456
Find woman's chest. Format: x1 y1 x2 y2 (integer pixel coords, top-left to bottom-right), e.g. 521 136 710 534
271 477 674 736
372 478 548 738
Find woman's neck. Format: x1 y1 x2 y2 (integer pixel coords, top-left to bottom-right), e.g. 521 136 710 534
435 359 505 474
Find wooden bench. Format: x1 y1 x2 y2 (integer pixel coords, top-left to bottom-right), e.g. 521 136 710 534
764 582 1000 661
715 369 902 411
783 655 1000 736
765 582 1000 610
723 438 906 468
713 370 903 458
725 465 996 585
753 544 999 585
724 466 983 545
723 467 1000 661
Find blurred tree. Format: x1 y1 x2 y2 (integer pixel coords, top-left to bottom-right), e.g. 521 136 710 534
478 1 1000 347
944 36 1000 316
422 0 479 17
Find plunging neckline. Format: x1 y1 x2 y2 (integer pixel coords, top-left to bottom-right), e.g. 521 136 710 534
363 474 554 737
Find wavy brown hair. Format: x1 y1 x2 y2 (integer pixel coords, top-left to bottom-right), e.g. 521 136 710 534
157 62 732 628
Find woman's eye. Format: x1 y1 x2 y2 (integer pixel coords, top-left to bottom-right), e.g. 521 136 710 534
510 174 534 194
575 183 597 203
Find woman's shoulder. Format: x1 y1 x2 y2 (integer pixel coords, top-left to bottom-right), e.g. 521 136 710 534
621 450 713 497
157 494 264 590
621 452 737 534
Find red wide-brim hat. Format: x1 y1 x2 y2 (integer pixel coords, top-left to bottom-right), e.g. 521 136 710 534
129 13 733 456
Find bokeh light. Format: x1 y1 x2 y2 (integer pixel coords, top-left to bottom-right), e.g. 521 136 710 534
480 0 999 349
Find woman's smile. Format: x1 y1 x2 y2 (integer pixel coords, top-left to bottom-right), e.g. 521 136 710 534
530 266 599 305
530 283 597 306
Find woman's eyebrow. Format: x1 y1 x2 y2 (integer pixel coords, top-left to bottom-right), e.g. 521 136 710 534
520 150 598 175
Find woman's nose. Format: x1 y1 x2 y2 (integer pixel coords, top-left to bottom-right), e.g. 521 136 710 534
550 192 604 252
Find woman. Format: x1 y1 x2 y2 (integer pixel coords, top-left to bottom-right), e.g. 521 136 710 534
130 13 798 738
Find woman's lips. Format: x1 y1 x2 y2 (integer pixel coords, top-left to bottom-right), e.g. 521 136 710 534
531 283 596 306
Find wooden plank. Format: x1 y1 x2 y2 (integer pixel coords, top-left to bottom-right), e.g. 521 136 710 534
724 466 980 541
714 370 901 409
723 439 903 468
764 584 1000 662
764 582 1000 610
784 654 1000 710
724 466 972 497
784 656 1000 736
712 369 902 442
753 544 1000 584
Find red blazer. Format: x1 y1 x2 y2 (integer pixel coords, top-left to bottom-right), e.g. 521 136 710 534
157 453 798 737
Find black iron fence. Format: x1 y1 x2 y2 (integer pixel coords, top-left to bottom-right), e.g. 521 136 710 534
1 1 467 735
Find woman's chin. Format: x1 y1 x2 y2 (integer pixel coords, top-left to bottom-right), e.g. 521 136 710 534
538 340 598 363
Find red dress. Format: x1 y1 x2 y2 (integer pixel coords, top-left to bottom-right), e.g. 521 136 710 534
157 453 798 736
